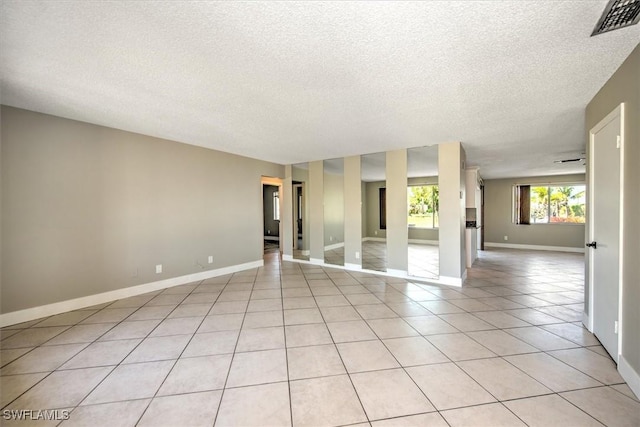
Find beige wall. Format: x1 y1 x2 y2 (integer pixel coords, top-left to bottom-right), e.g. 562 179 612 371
386 149 409 272
484 174 586 248
344 156 362 266
1 106 283 314
308 161 324 261
323 171 344 246
586 44 640 379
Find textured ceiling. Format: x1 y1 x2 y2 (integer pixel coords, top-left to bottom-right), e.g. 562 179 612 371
1 1 638 178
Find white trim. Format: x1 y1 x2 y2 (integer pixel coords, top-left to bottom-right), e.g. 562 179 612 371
0 259 264 328
324 242 345 251
407 239 439 246
363 237 439 246
588 103 625 363
485 242 584 253
261 176 283 186
301 250 310 256
264 236 280 242
362 237 385 243
344 262 362 270
583 312 592 332
283 257 463 288
309 257 324 265
618 104 626 366
282 254 294 262
619 355 640 399
438 275 463 287
386 268 408 277
588 120 596 334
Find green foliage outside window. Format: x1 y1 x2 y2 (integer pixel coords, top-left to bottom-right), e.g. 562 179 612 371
530 185 585 224
407 185 439 228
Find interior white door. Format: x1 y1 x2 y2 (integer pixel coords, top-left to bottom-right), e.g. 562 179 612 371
589 105 623 362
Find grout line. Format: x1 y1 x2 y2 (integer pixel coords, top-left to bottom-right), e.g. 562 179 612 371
211 265 263 427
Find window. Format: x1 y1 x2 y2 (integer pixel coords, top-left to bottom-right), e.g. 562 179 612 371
273 191 280 221
407 185 439 228
514 184 585 224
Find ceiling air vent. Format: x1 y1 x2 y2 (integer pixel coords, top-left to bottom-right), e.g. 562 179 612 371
592 0 640 36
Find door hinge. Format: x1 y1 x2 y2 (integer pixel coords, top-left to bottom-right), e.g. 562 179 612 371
614 320 619 334
616 135 621 149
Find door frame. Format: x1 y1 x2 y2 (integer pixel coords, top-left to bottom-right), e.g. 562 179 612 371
586 102 625 362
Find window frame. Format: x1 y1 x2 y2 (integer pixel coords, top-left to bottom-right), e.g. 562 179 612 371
513 182 586 225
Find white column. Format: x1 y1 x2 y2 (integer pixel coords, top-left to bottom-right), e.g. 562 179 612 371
308 160 325 264
281 165 293 261
438 142 467 286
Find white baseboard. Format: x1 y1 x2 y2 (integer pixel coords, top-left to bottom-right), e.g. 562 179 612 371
362 237 438 246
310 258 324 265
619 355 640 399
582 312 593 332
439 275 464 287
485 242 585 253
324 242 345 251
408 239 439 246
282 254 294 261
362 237 386 243
386 268 408 277
264 236 280 242
0 259 264 328
285 257 464 289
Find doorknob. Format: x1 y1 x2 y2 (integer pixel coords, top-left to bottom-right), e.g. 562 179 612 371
586 241 597 249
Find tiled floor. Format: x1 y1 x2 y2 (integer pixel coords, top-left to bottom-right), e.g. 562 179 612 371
1 249 639 426
313 241 439 279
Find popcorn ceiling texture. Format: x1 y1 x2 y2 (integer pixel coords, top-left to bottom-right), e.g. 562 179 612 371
1 1 638 178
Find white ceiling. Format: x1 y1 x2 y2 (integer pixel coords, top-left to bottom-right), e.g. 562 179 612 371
1 1 638 179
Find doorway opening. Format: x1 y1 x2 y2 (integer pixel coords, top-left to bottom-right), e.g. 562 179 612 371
261 176 283 255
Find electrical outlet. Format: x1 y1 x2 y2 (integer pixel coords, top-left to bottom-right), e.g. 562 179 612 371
375 230 378 235
504 236 508 241
155 264 162 274
355 251 360 259
330 236 333 242
208 256 213 264
267 229 271 234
